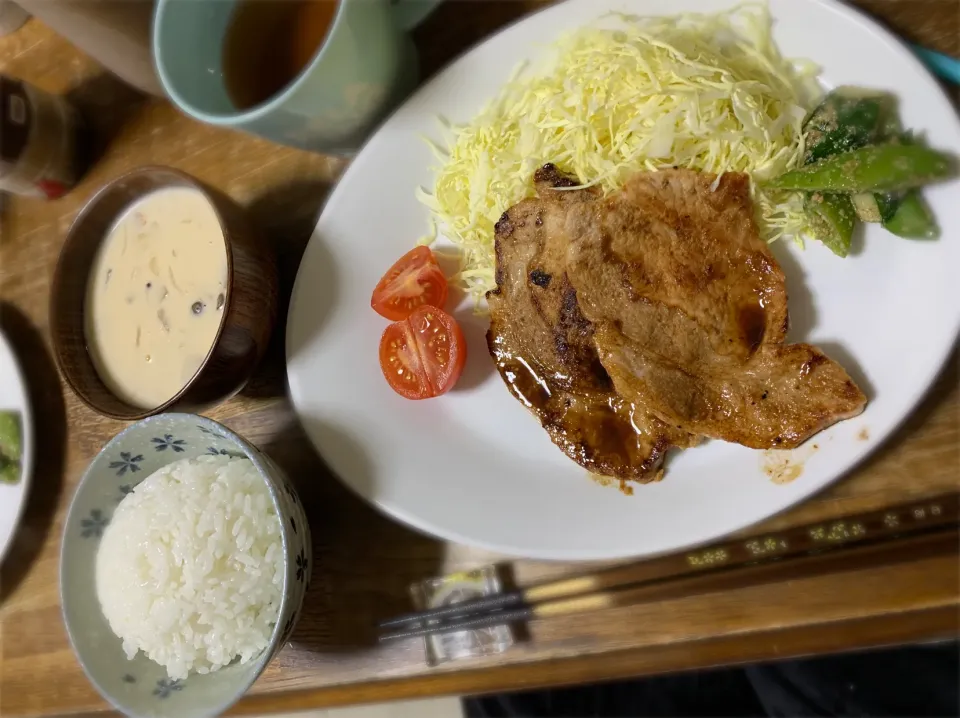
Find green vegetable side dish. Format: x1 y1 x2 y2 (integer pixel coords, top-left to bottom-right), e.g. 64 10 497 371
769 87 955 256
0 410 22 484
765 144 954 193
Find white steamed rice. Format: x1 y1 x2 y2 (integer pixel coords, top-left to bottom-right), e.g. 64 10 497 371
95 455 283 680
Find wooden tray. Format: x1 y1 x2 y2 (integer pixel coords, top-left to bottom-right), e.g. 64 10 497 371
1 2 957 715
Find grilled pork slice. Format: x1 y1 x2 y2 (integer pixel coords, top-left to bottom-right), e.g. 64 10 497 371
486 165 696 482
565 168 867 449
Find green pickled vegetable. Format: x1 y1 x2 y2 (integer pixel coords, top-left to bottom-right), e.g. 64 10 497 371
0 461 18 485
883 191 939 239
0 411 21 484
766 144 956 193
0 411 20 463
805 193 855 257
803 88 896 165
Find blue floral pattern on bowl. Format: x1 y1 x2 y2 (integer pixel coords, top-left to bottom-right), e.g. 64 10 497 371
108 451 143 476
151 434 187 452
80 509 109 538
61 414 312 718
153 678 186 699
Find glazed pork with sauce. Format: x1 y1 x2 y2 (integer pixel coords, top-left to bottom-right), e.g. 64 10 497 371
487 164 867 481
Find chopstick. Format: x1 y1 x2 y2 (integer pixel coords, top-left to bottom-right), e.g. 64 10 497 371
378 492 959 641
379 526 959 641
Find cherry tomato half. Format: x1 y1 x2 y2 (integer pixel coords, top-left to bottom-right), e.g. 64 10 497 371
378 305 466 399
371 246 448 321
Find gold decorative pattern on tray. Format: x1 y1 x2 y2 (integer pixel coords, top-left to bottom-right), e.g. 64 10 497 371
686 548 729 567
676 494 957 575
745 536 789 556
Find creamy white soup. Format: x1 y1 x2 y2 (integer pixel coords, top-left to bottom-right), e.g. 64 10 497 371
85 187 228 409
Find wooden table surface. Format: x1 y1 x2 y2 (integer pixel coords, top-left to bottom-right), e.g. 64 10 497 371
1 2 958 716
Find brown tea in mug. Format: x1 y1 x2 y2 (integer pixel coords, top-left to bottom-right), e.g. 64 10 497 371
223 0 340 110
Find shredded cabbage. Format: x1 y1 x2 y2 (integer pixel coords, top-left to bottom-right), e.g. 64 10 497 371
420 3 822 305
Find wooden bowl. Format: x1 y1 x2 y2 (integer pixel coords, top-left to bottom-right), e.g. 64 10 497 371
50 167 278 420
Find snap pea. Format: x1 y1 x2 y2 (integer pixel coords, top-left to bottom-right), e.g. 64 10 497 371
861 133 917 222
765 144 955 193
805 192 855 258
882 190 939 239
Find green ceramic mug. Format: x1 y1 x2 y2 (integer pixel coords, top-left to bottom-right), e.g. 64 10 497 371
153 0 440 153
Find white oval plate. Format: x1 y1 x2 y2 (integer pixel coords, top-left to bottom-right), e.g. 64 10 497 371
0 329 33 563
287 0 960 559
